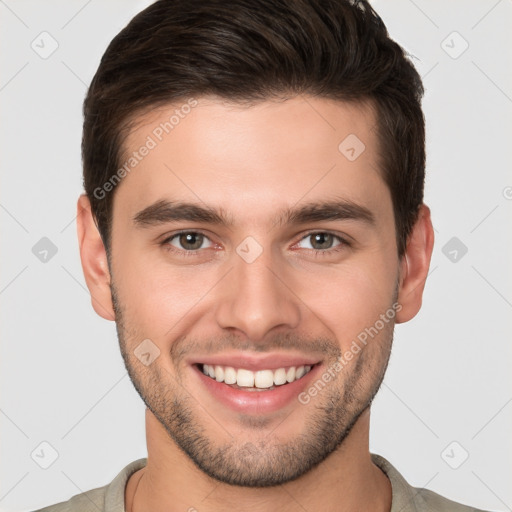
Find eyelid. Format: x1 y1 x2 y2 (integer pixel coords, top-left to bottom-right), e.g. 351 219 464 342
292 230 350 250
301 228 354 243
162 229 216 250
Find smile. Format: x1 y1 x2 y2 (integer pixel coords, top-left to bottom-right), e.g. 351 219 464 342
192 361 322 414
199 363 314 391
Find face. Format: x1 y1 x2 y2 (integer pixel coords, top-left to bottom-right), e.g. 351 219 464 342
107 95 402 486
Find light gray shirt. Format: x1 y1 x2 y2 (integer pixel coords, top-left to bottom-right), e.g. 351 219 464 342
32 453 493 512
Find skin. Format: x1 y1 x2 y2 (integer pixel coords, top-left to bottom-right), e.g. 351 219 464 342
77 95 434 512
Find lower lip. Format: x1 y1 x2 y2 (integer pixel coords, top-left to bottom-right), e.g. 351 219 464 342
192 363 321 414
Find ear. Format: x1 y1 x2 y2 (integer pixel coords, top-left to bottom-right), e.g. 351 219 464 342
76 194 115 321
395 204 435 323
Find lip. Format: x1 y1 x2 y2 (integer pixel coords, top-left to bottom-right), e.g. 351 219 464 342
191 362 322 415
188 352 322 372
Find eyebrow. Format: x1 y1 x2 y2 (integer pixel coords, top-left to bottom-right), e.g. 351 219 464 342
132 198 375 230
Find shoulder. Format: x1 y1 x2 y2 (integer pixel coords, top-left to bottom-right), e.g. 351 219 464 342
371 453 494 512
413 486 491 512
31 485 107 512
30 458 148 512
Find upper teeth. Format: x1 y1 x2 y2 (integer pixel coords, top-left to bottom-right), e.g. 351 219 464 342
202 364 313 389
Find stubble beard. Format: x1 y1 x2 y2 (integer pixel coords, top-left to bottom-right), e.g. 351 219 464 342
111 281 395 487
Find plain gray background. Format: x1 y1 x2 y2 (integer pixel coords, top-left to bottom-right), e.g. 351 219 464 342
1 1 511 511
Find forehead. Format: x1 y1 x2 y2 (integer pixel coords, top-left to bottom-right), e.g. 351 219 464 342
113 95 388 226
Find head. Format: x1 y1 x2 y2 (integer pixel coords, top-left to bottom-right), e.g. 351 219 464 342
77 0 434 487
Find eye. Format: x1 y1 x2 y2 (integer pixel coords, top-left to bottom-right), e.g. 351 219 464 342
295 232 347 252
160 230 349 258
163 231 214 252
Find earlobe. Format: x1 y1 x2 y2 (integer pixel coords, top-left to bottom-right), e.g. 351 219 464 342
76 194 116 321
395 204 435 324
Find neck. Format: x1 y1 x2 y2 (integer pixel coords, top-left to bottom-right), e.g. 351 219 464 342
126 408 391 512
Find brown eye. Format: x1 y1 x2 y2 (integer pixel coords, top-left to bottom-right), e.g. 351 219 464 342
180 233 203 250
310 233 335 250
166 232 212 251
298 232 342 251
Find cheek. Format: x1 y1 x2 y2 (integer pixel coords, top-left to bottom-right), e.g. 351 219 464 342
114 253 219 336
296 260 397 346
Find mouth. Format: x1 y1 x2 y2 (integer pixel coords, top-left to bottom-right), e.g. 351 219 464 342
196 362 316 391
191 361 322 414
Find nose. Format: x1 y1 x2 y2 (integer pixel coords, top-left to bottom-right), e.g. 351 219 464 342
214 245 301 341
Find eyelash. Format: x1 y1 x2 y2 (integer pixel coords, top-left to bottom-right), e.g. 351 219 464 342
160 230 351 258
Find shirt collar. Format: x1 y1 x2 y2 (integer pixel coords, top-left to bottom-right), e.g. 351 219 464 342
103 454 418 512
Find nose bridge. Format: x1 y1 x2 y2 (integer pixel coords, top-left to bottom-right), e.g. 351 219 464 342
214 239 301 340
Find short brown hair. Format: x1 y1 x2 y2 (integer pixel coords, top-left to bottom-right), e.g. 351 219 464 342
82 0 425 257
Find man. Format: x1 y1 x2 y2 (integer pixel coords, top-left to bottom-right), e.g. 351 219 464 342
35 0 492 511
